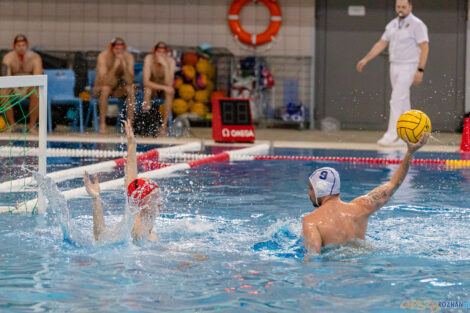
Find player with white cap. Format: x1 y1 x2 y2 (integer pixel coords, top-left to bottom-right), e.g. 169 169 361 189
302 133 429 254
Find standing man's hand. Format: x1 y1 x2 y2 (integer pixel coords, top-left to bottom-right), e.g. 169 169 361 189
413 70 424 85
356 58 368 72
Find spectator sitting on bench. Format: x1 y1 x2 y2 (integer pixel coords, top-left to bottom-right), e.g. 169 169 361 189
93 37 136 134
1 34 43 135
141 41 175 136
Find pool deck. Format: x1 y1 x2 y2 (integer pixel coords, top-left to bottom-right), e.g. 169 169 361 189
1 125 464 153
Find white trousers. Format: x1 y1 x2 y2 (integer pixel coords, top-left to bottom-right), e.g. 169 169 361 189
382 63 418 141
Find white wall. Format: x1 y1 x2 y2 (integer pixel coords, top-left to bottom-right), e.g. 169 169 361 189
0 0 315 56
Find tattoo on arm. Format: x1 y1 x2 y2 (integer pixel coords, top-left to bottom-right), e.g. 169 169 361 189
370 189 385 201
368 185 390 203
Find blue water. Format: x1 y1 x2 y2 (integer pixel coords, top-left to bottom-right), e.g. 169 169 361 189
1 145 469 312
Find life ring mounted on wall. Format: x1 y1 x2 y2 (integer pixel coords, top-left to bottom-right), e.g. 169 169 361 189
228 0 282 46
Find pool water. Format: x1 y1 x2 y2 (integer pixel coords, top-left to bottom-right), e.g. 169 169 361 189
0 146 469 312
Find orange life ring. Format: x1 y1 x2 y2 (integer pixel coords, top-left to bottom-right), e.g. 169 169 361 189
228 0 282 46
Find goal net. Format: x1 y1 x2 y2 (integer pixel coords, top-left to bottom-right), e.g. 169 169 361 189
0 75 47 214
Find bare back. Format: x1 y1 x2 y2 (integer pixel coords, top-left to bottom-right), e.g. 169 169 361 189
303 198 370 246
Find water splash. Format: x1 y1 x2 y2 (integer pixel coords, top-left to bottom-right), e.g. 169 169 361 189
32 172 90 247
32 171 160 248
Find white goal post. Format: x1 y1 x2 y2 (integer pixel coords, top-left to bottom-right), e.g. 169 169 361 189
0 75 47 213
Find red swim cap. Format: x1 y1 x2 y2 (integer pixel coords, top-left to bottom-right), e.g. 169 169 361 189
128 178 159 204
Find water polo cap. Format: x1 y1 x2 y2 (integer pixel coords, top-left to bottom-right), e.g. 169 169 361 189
128 178 159 205
309 167 341 201
13 34 28 47
110 37 126 50
153 41 168 53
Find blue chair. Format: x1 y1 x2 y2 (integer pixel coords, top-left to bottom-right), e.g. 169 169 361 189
85 70 126 132
44 69 84 133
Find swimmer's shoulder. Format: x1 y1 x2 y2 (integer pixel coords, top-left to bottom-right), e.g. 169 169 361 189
348 196 376 217
302 209 325 228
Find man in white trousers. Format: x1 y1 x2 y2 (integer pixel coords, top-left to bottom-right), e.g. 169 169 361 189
357 0 429 146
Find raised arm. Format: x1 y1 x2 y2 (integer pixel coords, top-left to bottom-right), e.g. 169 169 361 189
123 120 137 187
84 171 106 241
357 39 389 72
352 133 429 215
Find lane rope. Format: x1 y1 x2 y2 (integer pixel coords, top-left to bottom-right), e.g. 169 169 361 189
1 144 269 213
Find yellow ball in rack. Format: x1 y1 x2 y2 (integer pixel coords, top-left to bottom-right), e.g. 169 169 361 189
172 98 188 115
178 84 195 101
0 116 7 132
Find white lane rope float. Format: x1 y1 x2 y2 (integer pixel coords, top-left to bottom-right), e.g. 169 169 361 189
1 143 269 213
0 142 201 193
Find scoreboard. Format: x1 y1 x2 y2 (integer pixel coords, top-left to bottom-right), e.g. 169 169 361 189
212 98 255 142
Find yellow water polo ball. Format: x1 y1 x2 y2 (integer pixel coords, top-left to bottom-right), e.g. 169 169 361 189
172 98 189 115
178 84 195 101
396 110 432 143
173 76 184 89
182 65 196 82
187 99 195 110
0 116 7 132
196 58 211 74
190 102 207 117
194 89 209 103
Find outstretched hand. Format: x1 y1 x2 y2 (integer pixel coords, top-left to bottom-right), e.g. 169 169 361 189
406 132 430 154
122 120 135 142
84 171 101 198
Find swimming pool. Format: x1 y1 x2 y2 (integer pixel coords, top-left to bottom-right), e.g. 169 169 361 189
0 145 469 312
